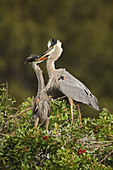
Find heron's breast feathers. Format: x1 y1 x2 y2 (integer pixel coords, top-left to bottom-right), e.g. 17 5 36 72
33 95 50 116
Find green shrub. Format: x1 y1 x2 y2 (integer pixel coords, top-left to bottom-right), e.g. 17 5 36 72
0 83 113 169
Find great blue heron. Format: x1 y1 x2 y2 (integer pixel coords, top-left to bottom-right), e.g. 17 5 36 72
26 58 50 130
26 39 100 126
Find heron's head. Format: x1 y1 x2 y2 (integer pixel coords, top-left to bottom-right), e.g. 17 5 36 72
24 38 63 64
47 38 63 58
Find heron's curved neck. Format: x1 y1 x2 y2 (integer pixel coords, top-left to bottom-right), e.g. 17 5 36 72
32 64 45 94
36 71 45 95
47 59 56 78
46 45 63 78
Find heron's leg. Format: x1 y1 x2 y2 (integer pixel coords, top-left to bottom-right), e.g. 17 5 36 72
45 117 49 132
34 117 39 128
68 98 73 126
76 102 81 128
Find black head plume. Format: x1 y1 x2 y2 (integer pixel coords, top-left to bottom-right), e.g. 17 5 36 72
24 54 39 64
50 38 57 47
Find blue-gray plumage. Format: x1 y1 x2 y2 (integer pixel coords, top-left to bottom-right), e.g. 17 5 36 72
56 69 99 111
27 39 100 126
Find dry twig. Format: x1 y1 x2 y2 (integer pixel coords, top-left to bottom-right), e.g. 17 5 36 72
0 107 32 133
97 149 113 166
53 96 66 101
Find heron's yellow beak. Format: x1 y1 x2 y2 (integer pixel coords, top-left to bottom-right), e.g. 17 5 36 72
37 47 53 61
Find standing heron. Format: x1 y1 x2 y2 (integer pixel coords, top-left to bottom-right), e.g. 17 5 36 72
26 39 100 126
25 57 50 130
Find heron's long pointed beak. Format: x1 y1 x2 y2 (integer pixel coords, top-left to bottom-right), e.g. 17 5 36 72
36 47 53 62
24 42 54 64
25 47 53 64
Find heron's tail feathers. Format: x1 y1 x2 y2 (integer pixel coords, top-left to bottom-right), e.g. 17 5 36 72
89 95 100 111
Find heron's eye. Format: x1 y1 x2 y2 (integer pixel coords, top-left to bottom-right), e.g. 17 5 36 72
49 46 54 49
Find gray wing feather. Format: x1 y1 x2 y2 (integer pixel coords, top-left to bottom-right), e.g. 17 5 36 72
32 97 38 115
57 70 100 111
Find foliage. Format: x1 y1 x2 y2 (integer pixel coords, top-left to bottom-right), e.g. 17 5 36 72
0 83 113 169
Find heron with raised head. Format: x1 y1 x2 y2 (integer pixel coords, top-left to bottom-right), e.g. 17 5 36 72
26 39 100 126
25 57 50 130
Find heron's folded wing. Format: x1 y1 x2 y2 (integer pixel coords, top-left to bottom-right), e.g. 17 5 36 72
57 70 99 110
32 97 39 115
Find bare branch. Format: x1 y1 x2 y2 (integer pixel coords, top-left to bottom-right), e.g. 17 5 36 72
53 95 66 101
97 149 113 166
13 107 32 119
0 107 32 133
